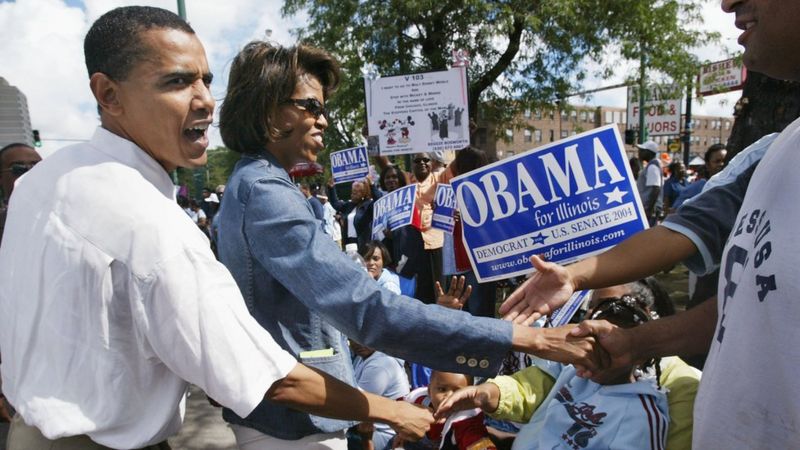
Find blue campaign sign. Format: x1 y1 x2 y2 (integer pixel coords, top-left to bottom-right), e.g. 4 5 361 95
548 290 593 327
330 146 369 184
372 184 417 240
450 125 648 282
432 184 456 234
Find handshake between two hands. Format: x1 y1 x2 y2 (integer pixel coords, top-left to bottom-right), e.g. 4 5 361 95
387 256 642 443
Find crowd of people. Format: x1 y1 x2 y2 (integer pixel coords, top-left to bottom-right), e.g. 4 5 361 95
0 0 798 449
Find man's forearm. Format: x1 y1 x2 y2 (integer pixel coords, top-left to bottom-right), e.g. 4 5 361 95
568 225 697 291
630 296 717 361
266 364 399 425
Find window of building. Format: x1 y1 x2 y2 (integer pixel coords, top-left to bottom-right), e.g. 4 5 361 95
524 109 531 118
605 111 613 124
570 110 577 120
524 129 532 142
534 129 542 142
561 130 568 138
535 110 542 120
549 130 555 141
580 111 588 122
505 128 514 140
725 120 731 130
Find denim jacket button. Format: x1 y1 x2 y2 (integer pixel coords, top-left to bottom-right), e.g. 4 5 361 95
456 355 466 364
467 358 477 368
479 359 489 369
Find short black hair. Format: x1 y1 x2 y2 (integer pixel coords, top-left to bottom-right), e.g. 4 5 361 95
84 6 194 81
0 143 34 165
361 240 392 267
452 146 494 177
704 143 726 164
379 165 407 192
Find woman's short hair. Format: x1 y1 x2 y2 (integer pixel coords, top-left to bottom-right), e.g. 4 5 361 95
361 240 392 267
379 165 408 192
220 41 340 154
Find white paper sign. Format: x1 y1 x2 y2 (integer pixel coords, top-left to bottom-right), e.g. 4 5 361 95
626 85 682 137
365 68 470 156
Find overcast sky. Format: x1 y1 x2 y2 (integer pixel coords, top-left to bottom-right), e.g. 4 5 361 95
0 0 743 157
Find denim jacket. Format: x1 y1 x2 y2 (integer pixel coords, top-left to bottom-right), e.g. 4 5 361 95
216 152 513 439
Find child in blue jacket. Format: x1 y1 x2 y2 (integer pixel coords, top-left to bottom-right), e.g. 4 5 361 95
436 295 668 450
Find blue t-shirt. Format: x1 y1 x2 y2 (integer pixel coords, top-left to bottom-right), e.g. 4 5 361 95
512 359 669 450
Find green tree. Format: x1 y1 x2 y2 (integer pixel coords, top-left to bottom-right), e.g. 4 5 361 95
177 146 240 199
282 0 717 152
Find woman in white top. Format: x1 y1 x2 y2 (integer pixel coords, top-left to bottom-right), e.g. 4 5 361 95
362 241 401 294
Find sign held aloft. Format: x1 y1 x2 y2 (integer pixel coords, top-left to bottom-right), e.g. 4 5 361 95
626 84 682 137
365 67 470 156
432 184 457 234
372 184 417 241
330 146 369 184
450 125 648 282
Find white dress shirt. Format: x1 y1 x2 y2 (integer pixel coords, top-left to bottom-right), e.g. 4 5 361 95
0 127 296 448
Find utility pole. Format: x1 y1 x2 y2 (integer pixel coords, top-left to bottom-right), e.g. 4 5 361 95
638 46 647 144
170 0 187 187
683 82 693 166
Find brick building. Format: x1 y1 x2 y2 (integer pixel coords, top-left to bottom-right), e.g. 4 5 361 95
474 104 733 161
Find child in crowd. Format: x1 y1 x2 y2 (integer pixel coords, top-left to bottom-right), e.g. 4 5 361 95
348 340 411 450
436 295 669 450
396 371 496 450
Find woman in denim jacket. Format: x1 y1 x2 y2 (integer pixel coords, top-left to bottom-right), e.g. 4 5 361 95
215 41 601 450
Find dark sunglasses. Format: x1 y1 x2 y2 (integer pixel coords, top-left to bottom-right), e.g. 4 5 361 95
589 295 651 325
413 157 431 164
284 98 327 119
2 162 37 177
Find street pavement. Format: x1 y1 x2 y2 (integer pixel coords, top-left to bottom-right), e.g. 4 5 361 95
168 385 237 450
0 386 236 450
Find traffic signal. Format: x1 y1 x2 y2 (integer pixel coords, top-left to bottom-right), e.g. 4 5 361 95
32 129 42 147
624 129 637 145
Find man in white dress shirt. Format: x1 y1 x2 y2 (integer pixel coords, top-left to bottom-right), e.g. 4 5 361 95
0 6 431 449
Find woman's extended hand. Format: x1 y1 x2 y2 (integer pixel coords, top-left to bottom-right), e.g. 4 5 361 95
435 276 472 310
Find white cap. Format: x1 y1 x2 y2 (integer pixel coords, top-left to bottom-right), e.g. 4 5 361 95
345 243 358 254
204 193 220 203
635 140 659 153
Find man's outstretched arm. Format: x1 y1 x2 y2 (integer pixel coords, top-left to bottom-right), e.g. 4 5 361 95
500 225 697 325
267 364 433 441
568 296 717 378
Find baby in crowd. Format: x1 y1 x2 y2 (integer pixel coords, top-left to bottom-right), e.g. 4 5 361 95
397 371 496 450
